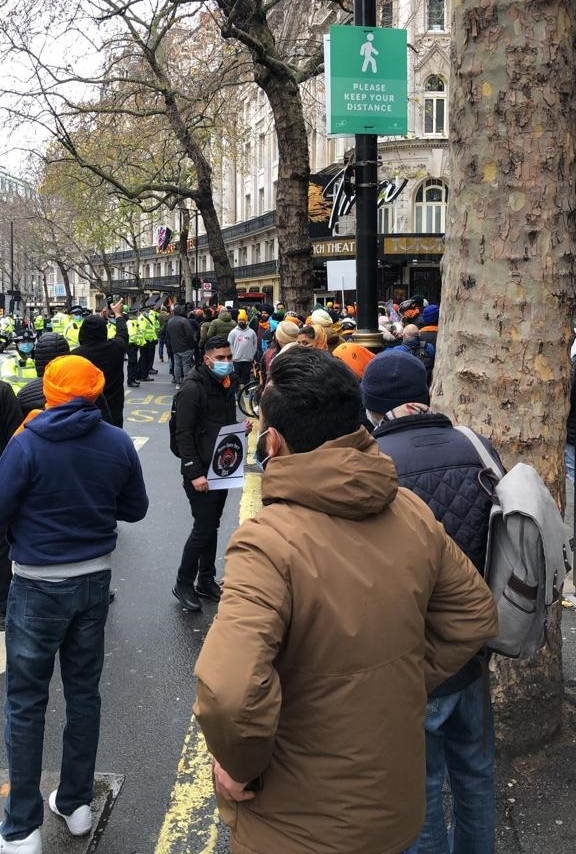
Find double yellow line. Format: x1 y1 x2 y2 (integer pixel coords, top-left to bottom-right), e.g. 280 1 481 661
154 427 262 853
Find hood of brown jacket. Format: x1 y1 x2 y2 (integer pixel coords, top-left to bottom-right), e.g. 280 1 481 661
261 426 398 519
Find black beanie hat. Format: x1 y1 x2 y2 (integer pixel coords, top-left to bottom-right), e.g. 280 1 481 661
361 349 429 415
34 333 70 377
79 315 107 344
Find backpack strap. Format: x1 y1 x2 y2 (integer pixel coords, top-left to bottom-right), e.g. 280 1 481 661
455 425 505 479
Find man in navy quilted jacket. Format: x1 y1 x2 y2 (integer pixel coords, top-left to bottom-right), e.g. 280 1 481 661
362 349 498 854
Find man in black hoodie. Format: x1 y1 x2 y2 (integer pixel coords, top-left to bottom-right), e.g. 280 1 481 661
74 299 128 428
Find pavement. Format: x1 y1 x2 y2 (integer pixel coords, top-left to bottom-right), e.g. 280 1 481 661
0 773 123 853
493 479 576 854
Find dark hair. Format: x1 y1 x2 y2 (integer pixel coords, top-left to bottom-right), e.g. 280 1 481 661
262 347 362 453
298 325 316 341
205 335 231 353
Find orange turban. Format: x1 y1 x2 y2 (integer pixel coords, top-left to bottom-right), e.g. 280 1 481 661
332 343 375 380
43 355 105 408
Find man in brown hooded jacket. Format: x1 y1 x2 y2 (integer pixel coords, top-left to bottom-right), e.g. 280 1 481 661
194 347 497 854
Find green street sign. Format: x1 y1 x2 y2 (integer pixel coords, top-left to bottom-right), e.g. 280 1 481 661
325 25 407 136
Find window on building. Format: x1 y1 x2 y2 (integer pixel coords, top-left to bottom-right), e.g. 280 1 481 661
272 181 277 207
245 194 252 219
428 0 445 30
244 141 252 169
415 179 448 233
271 132 278 162
423 75 447 136
265 238 275 261
378 204 395 233
381 0 394 27
258 130 266 169
239 246 248 266
253 243 261 264
258 187 265 215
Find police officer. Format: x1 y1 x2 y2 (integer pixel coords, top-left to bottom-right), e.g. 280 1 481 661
63 305 86 350
126 306 145 388
0 330 38 392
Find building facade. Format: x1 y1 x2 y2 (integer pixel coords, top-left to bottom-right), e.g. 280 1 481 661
93 0 451 310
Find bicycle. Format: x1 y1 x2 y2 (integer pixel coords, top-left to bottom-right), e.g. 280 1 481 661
237 379 261 419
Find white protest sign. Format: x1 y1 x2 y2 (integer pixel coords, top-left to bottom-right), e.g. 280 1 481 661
207 424 246 490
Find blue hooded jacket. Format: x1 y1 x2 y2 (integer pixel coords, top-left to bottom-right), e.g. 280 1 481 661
0 399 148 566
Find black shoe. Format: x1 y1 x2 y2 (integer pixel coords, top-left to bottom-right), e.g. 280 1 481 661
172 582 202 611
127 381 140 388
139 376 155 381
195 578 222 602
148 368 159 375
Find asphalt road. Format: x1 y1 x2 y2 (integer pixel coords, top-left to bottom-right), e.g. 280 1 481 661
0 363 245 854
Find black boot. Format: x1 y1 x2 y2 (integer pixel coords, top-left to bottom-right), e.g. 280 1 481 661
195 570 221 602
172 581 202 611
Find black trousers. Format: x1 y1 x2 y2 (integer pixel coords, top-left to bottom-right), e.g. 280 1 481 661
127 344 140 383
138 341 156 379
234 361 252 386
177 483 228 586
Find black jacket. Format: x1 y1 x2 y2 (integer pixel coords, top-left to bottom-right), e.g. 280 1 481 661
74 317 128 428
175 365 239 480
374 412 498 697
165 315 197 354
0 381 23 454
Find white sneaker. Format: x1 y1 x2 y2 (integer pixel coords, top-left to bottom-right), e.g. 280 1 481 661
48 791 91 836
0 829 42 854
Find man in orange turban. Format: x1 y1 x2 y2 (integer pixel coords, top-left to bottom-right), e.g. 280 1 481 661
0 354 148 853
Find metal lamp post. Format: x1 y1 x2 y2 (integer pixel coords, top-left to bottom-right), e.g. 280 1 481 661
352 0 382 350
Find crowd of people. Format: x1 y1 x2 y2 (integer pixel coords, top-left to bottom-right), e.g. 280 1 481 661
0 293 505 854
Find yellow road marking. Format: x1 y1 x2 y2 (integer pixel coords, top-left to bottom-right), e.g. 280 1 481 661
154 719 219 854
154 421 262 853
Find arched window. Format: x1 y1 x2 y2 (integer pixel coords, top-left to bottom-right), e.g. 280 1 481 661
424 75 446 136
414 180 448 233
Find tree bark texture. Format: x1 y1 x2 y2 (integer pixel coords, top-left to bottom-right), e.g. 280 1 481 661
434 0 576 752
263 74 314 316
216 0 315 315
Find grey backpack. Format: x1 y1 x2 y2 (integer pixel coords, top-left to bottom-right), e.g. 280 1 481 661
457 426 571 658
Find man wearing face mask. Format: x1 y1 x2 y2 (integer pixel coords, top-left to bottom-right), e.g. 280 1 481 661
0 330 37 392
172 335 252 612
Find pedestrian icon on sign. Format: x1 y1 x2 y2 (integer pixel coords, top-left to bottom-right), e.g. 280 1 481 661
360 33 378 73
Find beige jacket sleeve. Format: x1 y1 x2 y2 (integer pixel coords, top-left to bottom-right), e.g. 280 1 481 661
424 530 498 693
193 520 292 783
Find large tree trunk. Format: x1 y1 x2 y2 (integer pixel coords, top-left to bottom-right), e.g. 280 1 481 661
433 0 576 752
261 74 314 316
216 0 315 315
57 262 74 312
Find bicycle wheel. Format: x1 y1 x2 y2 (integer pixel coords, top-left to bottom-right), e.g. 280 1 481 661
237 381 259 418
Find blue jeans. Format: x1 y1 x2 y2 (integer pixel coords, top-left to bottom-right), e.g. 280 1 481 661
2 571 110 840
406 677 495 854
173 349 195 384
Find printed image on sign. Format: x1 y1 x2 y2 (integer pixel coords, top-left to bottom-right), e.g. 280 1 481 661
207 425 246 490
326 25 407 137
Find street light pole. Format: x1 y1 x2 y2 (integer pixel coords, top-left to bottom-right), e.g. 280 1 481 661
10 220 14 293
353 0 382 350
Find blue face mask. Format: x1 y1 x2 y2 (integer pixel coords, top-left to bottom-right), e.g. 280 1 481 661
209 359 234 379
19 343 34 355
73 316 83 324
